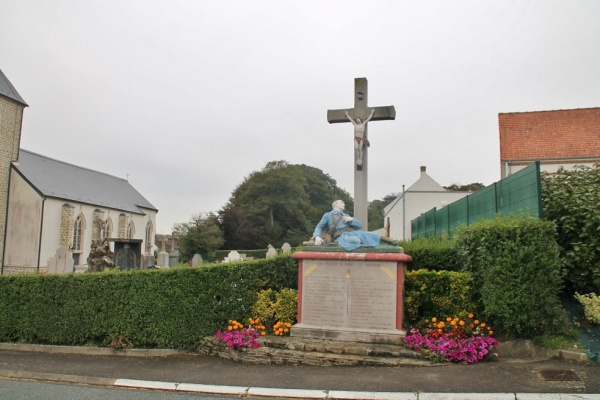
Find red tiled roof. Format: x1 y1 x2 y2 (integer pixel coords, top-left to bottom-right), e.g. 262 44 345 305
499 108 600 161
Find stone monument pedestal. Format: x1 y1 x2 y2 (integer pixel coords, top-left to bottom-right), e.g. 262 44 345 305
291 248 411 345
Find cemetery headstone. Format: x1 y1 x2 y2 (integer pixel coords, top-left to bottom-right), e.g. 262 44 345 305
47 246 74 274
191 253 203 266
223 250 241 263
266 244 277 258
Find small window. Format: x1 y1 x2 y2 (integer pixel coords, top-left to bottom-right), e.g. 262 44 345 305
73 215 83 251
127 221 135 239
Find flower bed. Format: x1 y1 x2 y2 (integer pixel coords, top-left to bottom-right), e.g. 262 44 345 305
404 314 499 363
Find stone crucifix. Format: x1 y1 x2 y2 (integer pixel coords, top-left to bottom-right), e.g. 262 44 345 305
327 77 396 230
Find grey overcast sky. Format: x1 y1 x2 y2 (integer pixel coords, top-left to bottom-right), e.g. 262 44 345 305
2 1 600 233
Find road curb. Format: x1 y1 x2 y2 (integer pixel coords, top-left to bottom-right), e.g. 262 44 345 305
0 369 116 387
0 343 188 357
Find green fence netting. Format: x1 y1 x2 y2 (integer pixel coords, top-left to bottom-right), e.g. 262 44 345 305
411 162 543 239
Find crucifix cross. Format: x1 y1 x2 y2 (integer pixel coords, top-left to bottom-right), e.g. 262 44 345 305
327 77 396 230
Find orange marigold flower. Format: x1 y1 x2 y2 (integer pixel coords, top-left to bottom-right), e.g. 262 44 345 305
474 320 480 325
468 313 474 319
446 317 452 322
431 317 437 323
481 323 486 328
450 320 457 326
459 320 465 326
489 331 494 335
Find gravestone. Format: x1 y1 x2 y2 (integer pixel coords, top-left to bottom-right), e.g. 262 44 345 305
223 250 241 263
157 238 169 267
169 250 179 267
191 253 203 266
266 245 277 258
281 243 292 254
47 246 74 274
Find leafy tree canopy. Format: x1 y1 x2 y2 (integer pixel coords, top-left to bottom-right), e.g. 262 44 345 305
368 193 401 230
219 161 352 249
444 182 485 192
172 212 224 262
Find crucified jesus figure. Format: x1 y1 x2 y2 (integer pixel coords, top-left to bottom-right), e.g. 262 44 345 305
345 108 375 168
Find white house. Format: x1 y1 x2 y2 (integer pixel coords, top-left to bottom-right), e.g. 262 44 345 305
383 166 471 241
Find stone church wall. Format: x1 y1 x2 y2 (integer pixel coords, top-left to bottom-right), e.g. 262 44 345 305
0 96 25 272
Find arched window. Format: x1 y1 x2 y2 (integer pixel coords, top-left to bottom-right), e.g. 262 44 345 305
127 221 135 239
145 221 153 253
102 218 113 240
72 214 85 251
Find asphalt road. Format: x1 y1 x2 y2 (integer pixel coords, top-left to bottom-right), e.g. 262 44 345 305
0 349 598 395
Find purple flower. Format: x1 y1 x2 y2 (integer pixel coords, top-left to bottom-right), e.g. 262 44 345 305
215 328 261 350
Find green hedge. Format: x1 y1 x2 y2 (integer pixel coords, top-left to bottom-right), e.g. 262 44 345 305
401 238 461 271
455 215 567 338
404 269 476 326
0 255 297 349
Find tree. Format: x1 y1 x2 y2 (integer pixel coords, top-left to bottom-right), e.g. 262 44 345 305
173 212 224 262
368 193 401 230
219 161 352 249
444 183 485 192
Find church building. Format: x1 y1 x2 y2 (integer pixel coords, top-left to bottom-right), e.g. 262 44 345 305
0 68 157 274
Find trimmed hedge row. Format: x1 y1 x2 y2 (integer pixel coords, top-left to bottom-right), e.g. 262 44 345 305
401 238 461 272
404 269 476 325
0 216 569 348
455 215 568 338
0 255 297 349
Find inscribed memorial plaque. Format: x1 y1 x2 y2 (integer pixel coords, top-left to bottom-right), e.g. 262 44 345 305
301 260 397 329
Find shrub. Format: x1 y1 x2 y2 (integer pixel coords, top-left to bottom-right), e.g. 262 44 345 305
0 254 297 349
574 293 600 325
403 269 476 326
455 215 567 338
541 164 600 294
401 237 461 271
250 288 298 332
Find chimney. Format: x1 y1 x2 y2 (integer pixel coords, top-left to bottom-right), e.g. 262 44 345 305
420 166 426 174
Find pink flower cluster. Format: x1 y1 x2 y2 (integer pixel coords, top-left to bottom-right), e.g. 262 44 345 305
404 328 499 364
215 328 261 349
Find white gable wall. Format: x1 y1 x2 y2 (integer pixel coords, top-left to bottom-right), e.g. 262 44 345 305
385 191 470 241
4 170 42 270
383 167 471 241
